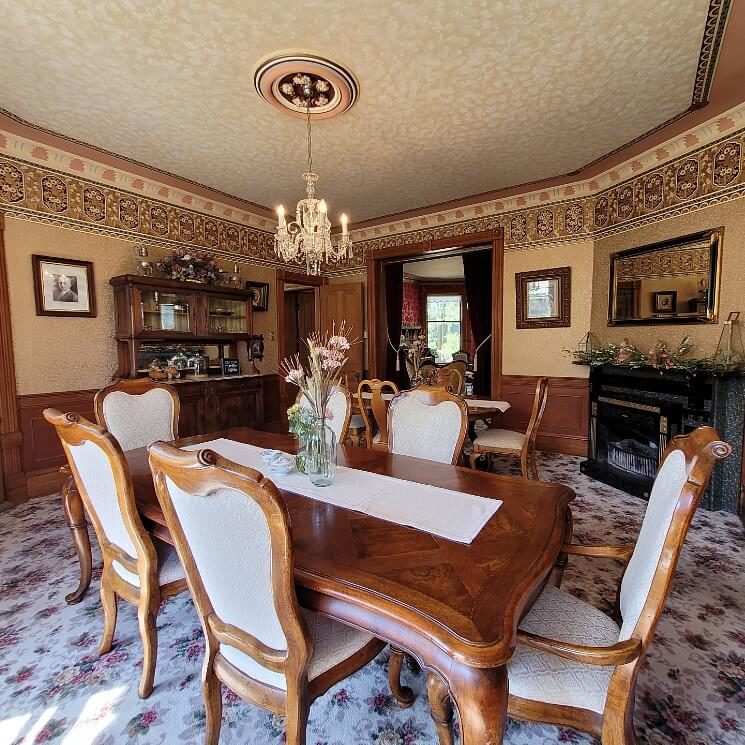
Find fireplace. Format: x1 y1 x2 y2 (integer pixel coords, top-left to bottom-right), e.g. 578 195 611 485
581 365 745 513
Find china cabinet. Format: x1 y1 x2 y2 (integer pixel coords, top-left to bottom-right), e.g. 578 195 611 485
110 275 268 435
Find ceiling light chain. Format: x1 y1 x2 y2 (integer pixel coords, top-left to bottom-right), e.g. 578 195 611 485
274 83 352 276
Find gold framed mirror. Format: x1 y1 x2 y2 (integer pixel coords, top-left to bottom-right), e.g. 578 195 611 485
608 228 722 326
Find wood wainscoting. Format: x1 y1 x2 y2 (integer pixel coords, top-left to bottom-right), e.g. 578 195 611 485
18 389 97 498
17 374 282 499
498 375 589 456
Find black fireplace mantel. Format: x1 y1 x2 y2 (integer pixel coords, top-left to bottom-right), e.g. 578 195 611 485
581 365 744 513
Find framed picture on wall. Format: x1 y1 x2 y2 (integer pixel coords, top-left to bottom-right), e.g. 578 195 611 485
652 290 677 314
246 281 269 311
515 266 571 329
32 255 96 317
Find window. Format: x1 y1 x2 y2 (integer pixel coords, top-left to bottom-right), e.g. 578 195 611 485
426 294 462 363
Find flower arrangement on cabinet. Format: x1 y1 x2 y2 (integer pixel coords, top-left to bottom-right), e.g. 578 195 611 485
157 247 220 284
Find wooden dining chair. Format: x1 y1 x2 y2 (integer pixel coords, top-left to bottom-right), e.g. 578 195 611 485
469 376 548 479
43 409 187 698
356 378 400 450
388 385 468 465
296 384 352 446
386 384 469 705
503 427 730 745
148 442 385 745
440 360 467 394
95 378 180 451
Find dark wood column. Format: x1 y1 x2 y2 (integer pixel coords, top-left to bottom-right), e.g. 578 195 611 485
0 213 26 505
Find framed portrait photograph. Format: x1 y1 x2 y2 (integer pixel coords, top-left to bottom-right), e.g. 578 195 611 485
653 290 677 314
246 281 269 312
32 255 96 317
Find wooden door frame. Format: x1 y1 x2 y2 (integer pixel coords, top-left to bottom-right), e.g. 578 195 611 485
275 270 326 426
0 213 26 505
367 228 504 398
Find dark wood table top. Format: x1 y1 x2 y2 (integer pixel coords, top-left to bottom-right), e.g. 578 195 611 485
127 427 573 668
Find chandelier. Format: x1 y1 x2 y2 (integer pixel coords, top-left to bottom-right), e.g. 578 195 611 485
274 83 352 275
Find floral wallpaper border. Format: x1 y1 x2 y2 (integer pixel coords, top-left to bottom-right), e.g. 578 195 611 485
0 153 279 266
340 126 745 273
1 107 744 275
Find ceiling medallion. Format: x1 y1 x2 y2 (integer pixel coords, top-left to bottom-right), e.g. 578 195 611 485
253 53 358 120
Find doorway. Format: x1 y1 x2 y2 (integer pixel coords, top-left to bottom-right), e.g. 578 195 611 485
276 271 323 420
367 228 504 397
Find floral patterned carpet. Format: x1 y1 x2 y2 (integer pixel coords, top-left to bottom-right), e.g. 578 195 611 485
1 453 743 745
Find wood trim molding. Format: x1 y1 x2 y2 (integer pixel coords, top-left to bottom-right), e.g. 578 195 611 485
0 213 26 504
499 375 589 457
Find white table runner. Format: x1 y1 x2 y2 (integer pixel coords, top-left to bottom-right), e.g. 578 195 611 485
183 438 501 544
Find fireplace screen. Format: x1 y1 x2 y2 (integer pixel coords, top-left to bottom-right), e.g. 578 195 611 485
595 397 662 480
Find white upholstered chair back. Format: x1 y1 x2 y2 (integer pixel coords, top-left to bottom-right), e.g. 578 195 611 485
388 387 467 464
618 449 689 639
162 478 289 688
298 385 351 445
68 438 139 558
95 381 179 452
149 443 310 694
43 410 148 571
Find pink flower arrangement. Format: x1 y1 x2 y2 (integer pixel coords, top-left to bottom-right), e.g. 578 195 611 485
279 322 357 421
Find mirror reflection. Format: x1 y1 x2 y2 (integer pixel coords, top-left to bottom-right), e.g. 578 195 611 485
609 229 721 325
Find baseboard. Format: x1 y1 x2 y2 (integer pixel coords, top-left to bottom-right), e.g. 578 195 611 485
536 433 588 457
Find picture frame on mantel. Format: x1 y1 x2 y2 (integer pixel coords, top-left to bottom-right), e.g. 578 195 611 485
515 266 571 329
32 255 96 318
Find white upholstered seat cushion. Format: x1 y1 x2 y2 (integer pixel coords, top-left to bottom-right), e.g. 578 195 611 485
112 541 185 588
219 608 375 690
509 585 620 714
473 428 525 451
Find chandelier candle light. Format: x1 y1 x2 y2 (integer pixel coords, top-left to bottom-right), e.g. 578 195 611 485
274 82 352 275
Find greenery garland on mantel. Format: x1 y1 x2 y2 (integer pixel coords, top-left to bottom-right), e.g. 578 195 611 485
567 334 742 374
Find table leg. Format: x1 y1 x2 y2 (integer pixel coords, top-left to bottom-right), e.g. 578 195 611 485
427 672 454 745
446 662 508 745
60 474 92 604
549 505 574 588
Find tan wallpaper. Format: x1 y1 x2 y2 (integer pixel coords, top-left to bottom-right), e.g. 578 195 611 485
5 217 278 395
503 241 594 378
590 199 745 357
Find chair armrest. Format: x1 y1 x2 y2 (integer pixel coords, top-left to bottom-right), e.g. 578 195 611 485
560 543 634 561
517 630 642 666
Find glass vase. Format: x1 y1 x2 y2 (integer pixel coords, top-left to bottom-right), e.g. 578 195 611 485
305 419 336 486
294 434 308 474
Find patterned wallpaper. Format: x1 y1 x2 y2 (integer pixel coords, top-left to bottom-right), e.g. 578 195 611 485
338 127 745 275
1 104 745 277
0 154 277 266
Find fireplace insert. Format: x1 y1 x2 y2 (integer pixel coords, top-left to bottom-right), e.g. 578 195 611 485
581 365 744 513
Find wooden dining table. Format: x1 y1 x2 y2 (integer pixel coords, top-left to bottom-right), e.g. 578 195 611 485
61 427 573 745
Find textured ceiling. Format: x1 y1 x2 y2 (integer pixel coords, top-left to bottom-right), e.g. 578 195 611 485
0 0 711 222
404 256 465 280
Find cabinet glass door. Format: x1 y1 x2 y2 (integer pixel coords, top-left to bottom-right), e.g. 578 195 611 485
140 290 192 333
208 297 248 334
